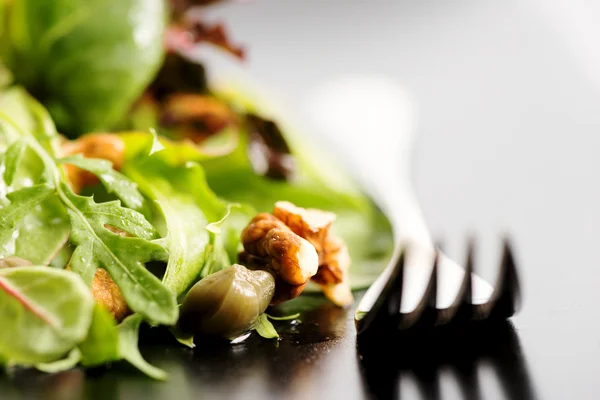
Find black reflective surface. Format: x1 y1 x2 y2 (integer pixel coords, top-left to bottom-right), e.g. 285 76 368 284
0 292 539 400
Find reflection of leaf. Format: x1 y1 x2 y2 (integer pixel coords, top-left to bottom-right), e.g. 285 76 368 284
0 267 94 364
58 155 146 211
63 183 176 326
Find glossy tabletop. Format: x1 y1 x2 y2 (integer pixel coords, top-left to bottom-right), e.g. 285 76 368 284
3 1 600 399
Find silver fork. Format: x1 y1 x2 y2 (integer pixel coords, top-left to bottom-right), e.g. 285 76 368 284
301 74 522 337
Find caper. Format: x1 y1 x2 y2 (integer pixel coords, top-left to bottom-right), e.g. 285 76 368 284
178 264 275 338
0 256 33 269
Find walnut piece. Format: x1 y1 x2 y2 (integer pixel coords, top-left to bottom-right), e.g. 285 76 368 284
160 93 237 140
273 201 336 254
240 213 319 304
91 268 130 322
60 133 125 193
273 201 354 307
66 262 130 322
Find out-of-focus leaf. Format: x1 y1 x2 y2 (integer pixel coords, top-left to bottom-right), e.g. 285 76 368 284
0 266 94 364
35 349 81 373
78 304 120 367
7 0 167 135
121 132 234 298
1 139 25 186
165 19 244 60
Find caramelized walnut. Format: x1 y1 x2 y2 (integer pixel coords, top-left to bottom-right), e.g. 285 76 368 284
67 261 130 322
160 93 237 140
273 201 336 254
61 133 125 193
91 268 130 322
240 213 319 304
273 201 354 307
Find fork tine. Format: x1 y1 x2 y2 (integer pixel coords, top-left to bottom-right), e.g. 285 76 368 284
355 246 406 335
488 239 521 320
472 238 521 321
436 241 474 325
398 251 438 331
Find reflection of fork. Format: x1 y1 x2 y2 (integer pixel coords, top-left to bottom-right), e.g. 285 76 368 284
302 75 521 335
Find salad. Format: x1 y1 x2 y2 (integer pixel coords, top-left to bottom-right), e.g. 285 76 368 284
0 0 393 379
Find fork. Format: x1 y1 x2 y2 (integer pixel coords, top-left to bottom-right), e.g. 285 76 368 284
301 74 522 337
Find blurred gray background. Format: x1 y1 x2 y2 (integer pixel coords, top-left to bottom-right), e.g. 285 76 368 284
207 1 600 398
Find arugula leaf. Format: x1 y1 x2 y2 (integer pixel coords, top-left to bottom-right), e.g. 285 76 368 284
1 93 178 327
57 155 146 211
118 314 167 381
61 183 177 325
0 184 54 227
35 349 82 373
253 314 279 339
0 182 70 265
252 313 300 339
79 307 166 379
0 266 94 364
78 304 120 367
0 90 71 265
265 312 300 321
121 132 232 298
7 0 167 135
1 139 25 186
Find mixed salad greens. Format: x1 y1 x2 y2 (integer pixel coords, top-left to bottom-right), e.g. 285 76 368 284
0 0 393 379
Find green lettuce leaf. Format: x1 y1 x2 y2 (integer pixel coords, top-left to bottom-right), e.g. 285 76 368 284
6 0 167 135
0 86 62 156
78 304 120 367
1 139 25 186
0 266 94 364
121 132 235 298
62 183 176 325
118 314 167 380
35 349 82 373
78 308 165 379
0 92 70 265
0 184 54 227
57 155 146 212
253 314 278 339
0 91 178 326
